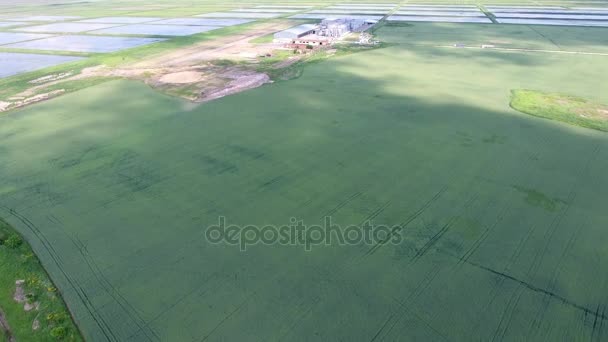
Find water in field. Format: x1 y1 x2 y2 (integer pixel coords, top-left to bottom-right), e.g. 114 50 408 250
1 22 608 341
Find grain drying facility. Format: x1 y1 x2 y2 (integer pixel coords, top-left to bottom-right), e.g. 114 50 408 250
273 24 318 41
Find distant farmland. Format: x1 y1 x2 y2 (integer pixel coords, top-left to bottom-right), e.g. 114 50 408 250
1 0 608 341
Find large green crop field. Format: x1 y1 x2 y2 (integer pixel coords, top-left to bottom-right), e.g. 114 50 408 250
1 1 608 341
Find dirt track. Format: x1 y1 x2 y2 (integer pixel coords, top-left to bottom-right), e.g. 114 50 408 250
132 20 297 68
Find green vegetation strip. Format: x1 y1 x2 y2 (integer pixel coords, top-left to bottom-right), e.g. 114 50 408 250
0 219 82 341
511 89 608 132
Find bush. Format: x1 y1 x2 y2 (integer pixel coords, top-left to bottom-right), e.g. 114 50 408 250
47 312 67 324
50 326 67 339
4 234 22 249
26 275 42 287
25 292 37 304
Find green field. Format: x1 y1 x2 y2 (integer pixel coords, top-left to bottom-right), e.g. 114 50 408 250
1 0 608 341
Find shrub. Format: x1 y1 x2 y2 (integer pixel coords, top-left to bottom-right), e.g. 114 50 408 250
4 234 22 249
25 292 37 304
47 312 67 324
50 326 67 339
26 275 42 287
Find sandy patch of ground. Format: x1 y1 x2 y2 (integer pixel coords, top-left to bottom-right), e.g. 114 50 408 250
13 280 25 303
1 90 65 113
0 101 10 112
29 72 73 84
159 71 206 84
201 70 270 102
133 20 296 68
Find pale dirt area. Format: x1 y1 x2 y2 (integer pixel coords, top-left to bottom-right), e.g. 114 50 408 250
0 101 10 112
202 71 270 102
159 71 206 84
132 20 295 68
1 20 298 112
29 72 72 84
13 280 25 303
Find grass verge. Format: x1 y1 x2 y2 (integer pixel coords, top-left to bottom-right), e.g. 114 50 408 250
249 33 274 44
0 218 83 342
510 89 608 132
256 43 390 81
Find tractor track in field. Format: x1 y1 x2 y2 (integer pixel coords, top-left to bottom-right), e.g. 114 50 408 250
0 206 117 342
363 185 449 257
369 264 449 341
411 194 478 262
70 236 159 341
464 259 608 323
527 143 601 337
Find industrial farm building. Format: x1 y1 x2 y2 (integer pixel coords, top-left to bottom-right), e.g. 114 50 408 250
273 24 318 40
273 18 377 49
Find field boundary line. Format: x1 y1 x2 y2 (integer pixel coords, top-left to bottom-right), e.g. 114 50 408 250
435 44 608 56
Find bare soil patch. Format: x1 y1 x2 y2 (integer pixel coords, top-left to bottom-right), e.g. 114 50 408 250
201 69 270 102
159 71 206 84
2 90 65 112
0 101 10 112
133 20 297 69
29 72 73 85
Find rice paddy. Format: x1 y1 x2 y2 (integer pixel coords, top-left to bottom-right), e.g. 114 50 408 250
0 32 51 45
4 35 167 53
91 24 222 37
0 52 83 78
14 23 120 33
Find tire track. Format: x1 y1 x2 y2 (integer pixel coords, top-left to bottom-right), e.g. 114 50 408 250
527 144 600 335
73 237 160 342
364 200 392 223
364 186 449 257
370 267 440 342
490 218 538 342
463 259 607 322
125 273 219 340
323 191 363 218
1 206 117 342
199 291 257 342
412 195 478 262
458 203 511 264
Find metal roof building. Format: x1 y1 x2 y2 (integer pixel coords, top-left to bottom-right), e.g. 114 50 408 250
274 24 318 39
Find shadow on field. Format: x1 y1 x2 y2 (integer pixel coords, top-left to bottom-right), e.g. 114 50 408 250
0 42 607 342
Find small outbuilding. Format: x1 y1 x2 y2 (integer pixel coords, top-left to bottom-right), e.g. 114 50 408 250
274 24 318 40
